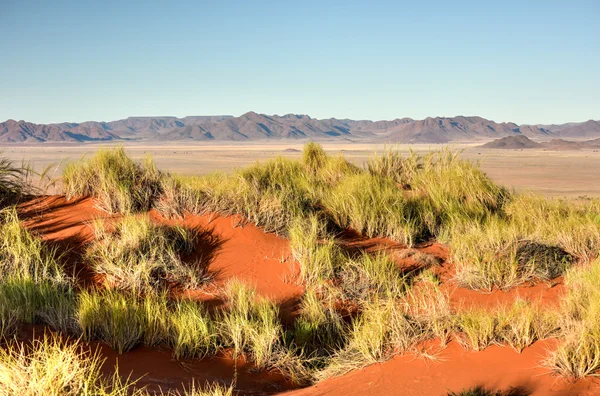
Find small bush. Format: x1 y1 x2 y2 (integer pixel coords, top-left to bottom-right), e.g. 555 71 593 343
87 215 207 292
62 147 163 214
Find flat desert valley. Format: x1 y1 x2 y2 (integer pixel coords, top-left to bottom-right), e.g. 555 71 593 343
4 142 600 197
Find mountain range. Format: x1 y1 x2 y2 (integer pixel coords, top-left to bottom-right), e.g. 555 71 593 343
1 112 599 144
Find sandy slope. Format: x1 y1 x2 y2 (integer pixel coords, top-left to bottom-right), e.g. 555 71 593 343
14 196 600 395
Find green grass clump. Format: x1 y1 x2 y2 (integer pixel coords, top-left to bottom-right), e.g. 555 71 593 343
0 334 145 395
0 279 77 334
219 280 282 369
161 383 234 396
62 147 163 214
339 252 407 301
87 215 207 292
455 300 556 352
319 296 443 379
289 215 343 286
447 386 527 396
447 216 575 290
0 207 67 284
170 299 217 359
77 289 147 353
293 288 344 352
324 173 425 245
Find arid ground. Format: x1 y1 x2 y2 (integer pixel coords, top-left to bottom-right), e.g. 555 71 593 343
3 143 600 396
5 142 600 197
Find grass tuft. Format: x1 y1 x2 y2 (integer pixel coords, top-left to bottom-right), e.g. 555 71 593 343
62 147 163 214
0 334 144 395
87 215 208 292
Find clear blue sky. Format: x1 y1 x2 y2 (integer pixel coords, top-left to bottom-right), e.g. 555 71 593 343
1 0 598 125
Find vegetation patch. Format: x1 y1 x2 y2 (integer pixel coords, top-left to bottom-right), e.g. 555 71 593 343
87 215 209 292
63 147 163 214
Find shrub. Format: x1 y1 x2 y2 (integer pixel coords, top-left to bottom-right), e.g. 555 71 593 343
62 147 163 214
86 215 207 292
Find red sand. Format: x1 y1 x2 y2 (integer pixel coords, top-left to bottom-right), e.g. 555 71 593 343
284 340 600 396
14 196 600 395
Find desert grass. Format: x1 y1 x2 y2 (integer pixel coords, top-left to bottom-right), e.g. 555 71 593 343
87 215 207 292
160 382 234 396
170 299 217 359
0 207 68 284
447 386 528 396
319 291 450 380
218 280 282 369
0 279 77 334
77 289 148 353
455 300 557 352
545 258 600 378
288 215 342 286
293 287 344 352
447 216 575 290
0 334 144 395
0 155 31 207
324 173 425 245
62 147 163 214
339 252 407 301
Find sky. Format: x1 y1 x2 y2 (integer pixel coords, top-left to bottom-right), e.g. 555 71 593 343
1 0 598 125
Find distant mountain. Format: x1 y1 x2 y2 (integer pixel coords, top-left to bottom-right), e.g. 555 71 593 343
480 135 600 150
480 135 543 149
1 113 599 143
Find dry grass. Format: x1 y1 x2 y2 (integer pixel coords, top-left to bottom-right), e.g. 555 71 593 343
0 334 144 395
545 258 600 378
62 147 163 214
0 207 68 284
87 215 208 292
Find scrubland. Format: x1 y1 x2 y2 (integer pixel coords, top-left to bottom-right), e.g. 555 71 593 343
1 144 599 394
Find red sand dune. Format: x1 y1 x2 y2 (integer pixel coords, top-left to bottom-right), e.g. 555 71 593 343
284 340 600 396
14 196 600 395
